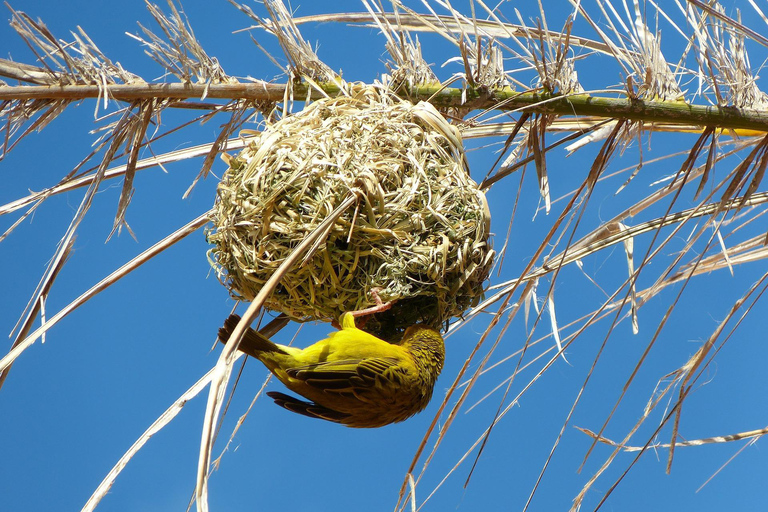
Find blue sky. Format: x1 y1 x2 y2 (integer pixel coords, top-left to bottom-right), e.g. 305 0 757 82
2 1 767 511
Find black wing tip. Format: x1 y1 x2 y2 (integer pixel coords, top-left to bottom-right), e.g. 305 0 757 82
266 391 350 424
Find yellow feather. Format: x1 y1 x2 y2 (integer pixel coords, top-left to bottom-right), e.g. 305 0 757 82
218 312 445 428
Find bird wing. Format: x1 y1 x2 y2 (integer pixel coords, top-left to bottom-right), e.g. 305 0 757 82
285 357 408 394
266 391 351 424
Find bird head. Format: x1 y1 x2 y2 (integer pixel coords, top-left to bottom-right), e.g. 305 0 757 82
402 325 445 377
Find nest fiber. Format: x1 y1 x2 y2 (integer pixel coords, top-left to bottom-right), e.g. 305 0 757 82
208 88 493 331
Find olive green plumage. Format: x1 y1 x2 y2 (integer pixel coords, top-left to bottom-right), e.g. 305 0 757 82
218 312 445 428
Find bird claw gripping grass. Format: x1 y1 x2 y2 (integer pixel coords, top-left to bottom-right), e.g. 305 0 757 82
208 88 494 333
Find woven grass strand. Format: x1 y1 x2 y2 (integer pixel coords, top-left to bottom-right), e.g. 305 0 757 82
208 87 493 330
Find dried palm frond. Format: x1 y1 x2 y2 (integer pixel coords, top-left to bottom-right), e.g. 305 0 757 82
3 1 768 512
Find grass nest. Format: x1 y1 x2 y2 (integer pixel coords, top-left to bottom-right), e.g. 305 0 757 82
208 87 493 336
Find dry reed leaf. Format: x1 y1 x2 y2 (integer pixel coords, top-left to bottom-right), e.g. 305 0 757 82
576 425 768 452
196 193 360 512
0 212 212 377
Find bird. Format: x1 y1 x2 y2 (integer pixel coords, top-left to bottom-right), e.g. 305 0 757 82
217 311 445 428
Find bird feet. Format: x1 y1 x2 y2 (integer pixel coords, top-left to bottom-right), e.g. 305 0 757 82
333 288 394 329
349 287 393 319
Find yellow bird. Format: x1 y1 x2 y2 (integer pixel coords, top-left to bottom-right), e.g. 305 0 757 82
218 312 445 428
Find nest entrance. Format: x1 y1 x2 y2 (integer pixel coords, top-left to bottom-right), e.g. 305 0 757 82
209 88 493 334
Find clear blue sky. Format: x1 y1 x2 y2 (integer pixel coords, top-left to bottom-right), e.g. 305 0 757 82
2 1 767 511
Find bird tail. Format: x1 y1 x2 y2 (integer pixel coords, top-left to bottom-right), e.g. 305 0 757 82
218 314 287 359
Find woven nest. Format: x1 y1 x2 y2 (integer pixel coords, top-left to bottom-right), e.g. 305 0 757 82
208 88 493 336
